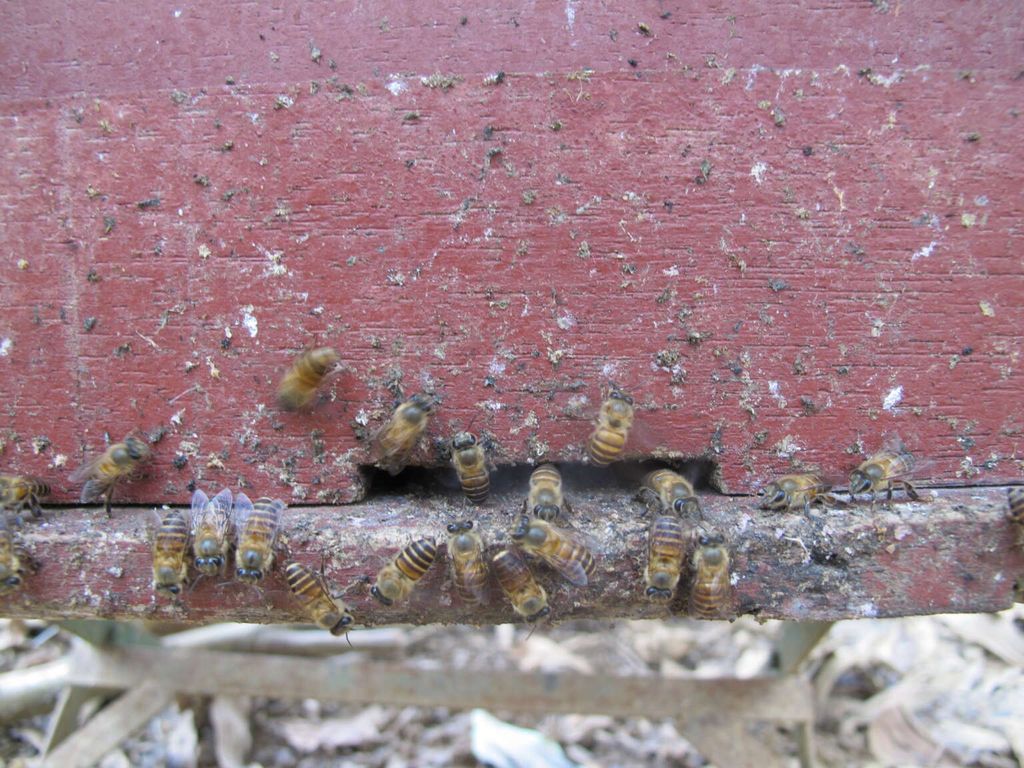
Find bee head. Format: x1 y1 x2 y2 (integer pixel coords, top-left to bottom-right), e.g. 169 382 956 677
510 515 532 541
408 393 434 412
370 584 394 606
645 584 673 599
330 611 355 635
673 497 701 516
451 432 477 451
4 575 22 588
125 438 149 461
533 503 559 521
525 603 550 623
236 567 263 583
848 470 871 495
610 389 634 406
758 483 786 510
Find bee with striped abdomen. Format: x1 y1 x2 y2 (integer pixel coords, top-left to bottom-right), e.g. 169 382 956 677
639 468 700 516
511 516 596 587
0 475 51 519
689 532 733 620
371 537 437 606
373 394 433 475
525 463 571 522
849 438 919 508
191 488 233 577
587 389 634 465
70 435 151 516
491 547 549 622
277 347 340 411
152 508 191 596
451 432 489 504
285 561 355 635
1008 488 1024 547
645 514 688 600
446 520 488 604
758 474 835 513
233 494 285 584
0 517 35 596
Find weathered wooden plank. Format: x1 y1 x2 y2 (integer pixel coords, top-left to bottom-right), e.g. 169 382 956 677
64 642 815 721
0 486 1020 625
1 0 1022 505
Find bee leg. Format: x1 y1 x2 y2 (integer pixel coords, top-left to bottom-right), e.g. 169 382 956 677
885 482 895 508
636 488 659 515
903 481 919 501
103 488 114 518
563 498 574 518
803 500 812 515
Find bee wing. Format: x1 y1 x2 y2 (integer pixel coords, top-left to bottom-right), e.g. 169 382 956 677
79 477 112 504
190 489 209 520
232 493 254 540
539 549 590 587
211 488 233 511
68 453 104 484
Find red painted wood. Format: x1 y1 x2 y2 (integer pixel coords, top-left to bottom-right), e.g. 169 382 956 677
1 1 1022 505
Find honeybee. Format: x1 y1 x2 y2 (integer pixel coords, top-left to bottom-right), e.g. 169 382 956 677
277 347 339 411
0 475 51 519
233 494 285 584
587 389 634 465
639 468 700 516
70 435 151 516
373 394 433 475
491 547 549 622
758 474 835 513
849 438 919 508
371 537 437 606
451 432 489 504
689 532 733 620
0 517 35 596
511 515 596 587
191 488 233 577
1008 488 1024 546
645 515 688 600
524 463 571 522
446 520 488 604
285 561 355 635
152 508 190 596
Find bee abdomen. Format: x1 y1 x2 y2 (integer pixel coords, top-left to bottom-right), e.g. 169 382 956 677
587 428 626 465
156 511 189 549
650 515 687 559
459 471 490 503
285 562 319 599
1008 488 1024 524
690 588 723 619
395 538 437 581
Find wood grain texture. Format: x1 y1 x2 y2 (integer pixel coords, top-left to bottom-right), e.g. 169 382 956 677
0 485 1020 626
0 1 1022 506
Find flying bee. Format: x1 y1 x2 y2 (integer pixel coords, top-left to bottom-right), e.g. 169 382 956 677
1008 488 1024 547
645 515 688 600
446 520 488 604
285 561 355 636
277 347 339 411
849 438 919 508
373 394 433 475
191 488 233 577
0 475 51 519
450 432 489 504
371 537 437 606
70 435 151 516
689 532 733 620
152 508 190 596
233 494 285 584
758 474 836 513
0 517 35 596
511 515 596 587
525 463 571 522
491 547 549 622
586 389 634 465
639 468 700 516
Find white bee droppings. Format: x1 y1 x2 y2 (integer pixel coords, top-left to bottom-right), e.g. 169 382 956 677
882 386 903 411
0 338 11 356
749 161 768 184
241 306 258 338
858 602 879 618
386 76 407 96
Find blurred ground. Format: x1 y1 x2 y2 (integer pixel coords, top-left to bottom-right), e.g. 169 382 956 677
1 608 1022 767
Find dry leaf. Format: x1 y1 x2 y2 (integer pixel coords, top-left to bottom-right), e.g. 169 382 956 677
470 709 578 768
277 706 388 752
866 706 953 766
939 614 1024 667
164 707 198 768
210 696 251 768
513 635 592 674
